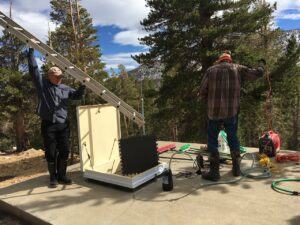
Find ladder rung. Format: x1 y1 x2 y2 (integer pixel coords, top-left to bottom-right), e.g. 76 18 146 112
51 54 57 57
0 15 5 18
14 27 23 31
68 66 74 69
30 39 40 44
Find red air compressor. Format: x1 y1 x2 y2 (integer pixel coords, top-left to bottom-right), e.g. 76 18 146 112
259 130 280 157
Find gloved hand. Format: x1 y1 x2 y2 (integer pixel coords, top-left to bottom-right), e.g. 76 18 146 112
258 58 266 66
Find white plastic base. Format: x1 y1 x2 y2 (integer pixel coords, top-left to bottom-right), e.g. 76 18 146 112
83 163 168 189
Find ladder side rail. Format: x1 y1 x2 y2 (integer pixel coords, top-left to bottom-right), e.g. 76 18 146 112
61 62 143 114
0 11 62 57
59 62 145 123
62 71 144 125
0 18 78 75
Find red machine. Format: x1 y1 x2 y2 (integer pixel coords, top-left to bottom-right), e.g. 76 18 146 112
259 130 280 157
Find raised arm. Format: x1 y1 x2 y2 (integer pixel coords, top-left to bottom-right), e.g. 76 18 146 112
238 59 266 81
27 48 43 88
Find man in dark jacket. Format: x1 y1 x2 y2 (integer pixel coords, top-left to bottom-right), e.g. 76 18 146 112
199 50 266 181
28 48 89 188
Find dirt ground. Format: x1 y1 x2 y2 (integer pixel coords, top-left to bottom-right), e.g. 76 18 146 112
0 149 48 225
0 149 47 188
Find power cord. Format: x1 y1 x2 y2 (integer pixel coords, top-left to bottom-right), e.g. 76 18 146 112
133 152 267 202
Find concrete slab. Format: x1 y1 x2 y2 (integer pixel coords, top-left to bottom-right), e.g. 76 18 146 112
1 141 300 225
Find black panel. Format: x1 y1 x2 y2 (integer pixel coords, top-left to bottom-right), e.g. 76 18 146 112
119 136 158 175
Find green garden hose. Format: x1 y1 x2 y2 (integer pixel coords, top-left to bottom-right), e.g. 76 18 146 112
271 178 300 195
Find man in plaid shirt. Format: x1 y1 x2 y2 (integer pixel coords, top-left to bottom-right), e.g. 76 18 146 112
199 50 266 181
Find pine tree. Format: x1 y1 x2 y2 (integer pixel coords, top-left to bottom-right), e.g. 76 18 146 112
49 0 107 159
235 27 283 148
136 0 274 72
134 0 275 142
271 35 300 150
0 5 34 151
0 68 35 151
105 65 140 137
49 0 106 80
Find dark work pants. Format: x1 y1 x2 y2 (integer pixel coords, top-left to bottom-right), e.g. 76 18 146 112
41 120 70 163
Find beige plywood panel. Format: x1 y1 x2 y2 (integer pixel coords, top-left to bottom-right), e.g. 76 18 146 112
77 105 121 173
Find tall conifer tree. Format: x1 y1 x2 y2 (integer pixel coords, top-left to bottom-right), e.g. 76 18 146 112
134 0 275 142
49 0 107 159
0 3 34 151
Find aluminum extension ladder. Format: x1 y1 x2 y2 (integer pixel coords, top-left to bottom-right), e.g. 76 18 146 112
0 11 145 126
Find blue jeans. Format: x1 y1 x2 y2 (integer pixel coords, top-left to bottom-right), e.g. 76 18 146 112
207 115 240 153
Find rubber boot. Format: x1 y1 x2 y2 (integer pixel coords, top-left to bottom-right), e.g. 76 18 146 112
48 162 58 188
230 150 241 177
57 159 72 185
202 151 220 181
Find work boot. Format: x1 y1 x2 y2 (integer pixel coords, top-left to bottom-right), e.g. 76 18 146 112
202 151 220 181
230 150 241 177
57 159 72 185
48 162 58 188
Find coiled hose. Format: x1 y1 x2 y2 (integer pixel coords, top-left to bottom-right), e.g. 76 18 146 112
271 178 300 195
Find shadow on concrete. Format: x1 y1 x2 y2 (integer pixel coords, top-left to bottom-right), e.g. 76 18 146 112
0 162 244 212
1 169 130 214
131 164 254 202
1 158 298 215
289 215 300 225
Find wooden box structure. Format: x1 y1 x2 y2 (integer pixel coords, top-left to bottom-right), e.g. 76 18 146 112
77 104 166 189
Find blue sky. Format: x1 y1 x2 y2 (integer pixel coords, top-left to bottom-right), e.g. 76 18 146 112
97 25 146 70
276 9 300 30
0 0 299 71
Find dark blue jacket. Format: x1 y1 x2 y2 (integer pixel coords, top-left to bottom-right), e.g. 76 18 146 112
28 48 85 123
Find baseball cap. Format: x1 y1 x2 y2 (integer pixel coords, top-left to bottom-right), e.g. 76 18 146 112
48 66 62 76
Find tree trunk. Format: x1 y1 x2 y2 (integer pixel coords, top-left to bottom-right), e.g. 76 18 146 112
15 110 26 152
295 93 299 150
69 0 78 61
75 0 82 49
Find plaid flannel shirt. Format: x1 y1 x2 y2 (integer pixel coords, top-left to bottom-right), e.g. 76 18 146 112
200 63 264 120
